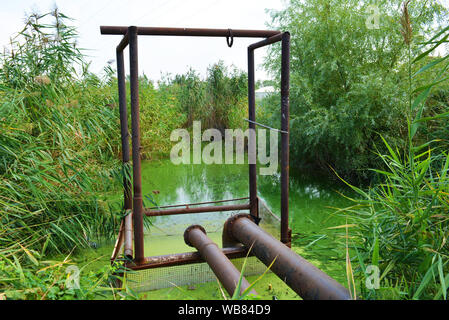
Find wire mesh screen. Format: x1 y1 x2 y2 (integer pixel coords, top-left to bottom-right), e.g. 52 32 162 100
124 198 280 292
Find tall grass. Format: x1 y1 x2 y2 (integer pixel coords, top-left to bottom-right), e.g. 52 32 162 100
341 3 449 299
0 10 125 298
0 9 251 299
160 61 248 132
117 61 248 161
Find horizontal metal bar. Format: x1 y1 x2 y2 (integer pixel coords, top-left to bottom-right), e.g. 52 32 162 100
100 26 280 38
147 197 249 210
116 33 129 52
244 119 288 134
248 32 283 50
126 246 252 270
144 203 250 217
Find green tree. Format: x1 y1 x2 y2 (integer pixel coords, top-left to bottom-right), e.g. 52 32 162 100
264 0 447 181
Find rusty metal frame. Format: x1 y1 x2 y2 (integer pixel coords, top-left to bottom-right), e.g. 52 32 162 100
102 26 290 268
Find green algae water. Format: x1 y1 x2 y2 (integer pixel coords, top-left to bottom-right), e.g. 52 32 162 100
74 159 352 300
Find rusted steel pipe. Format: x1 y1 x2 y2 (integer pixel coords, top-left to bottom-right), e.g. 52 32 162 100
116 47 132 212
184 225 257 297
144 203 249 217
129 26 145 263
247 46 258 220
116 43 133 260
248 32 283 50
222 216 243 248
116 33 129 52
101 26 280 38
224 215 351 300
280 32 291 245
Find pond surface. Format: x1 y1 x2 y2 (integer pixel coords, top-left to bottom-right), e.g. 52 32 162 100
78 159 352 299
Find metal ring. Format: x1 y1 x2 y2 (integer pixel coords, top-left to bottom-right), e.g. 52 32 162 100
226 28 234 47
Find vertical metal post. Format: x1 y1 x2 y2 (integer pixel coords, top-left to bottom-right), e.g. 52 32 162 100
128 26 144 263
247 47 258 219
116 45 133 259
280 32 290 245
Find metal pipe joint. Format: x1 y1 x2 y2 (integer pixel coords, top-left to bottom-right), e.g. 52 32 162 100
184 225 256 297
223 215 351 300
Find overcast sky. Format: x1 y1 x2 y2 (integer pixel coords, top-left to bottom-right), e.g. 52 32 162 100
2 1 448 83
0 0 287 82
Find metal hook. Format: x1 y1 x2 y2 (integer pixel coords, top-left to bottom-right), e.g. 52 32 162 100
226 28 234 47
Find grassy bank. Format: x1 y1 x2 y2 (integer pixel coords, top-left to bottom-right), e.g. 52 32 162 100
0 9 248 299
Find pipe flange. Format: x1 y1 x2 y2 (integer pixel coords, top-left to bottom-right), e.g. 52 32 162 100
223 214 255 241
184 224 206 247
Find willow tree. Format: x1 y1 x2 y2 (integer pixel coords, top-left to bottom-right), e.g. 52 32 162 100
263 0 447 181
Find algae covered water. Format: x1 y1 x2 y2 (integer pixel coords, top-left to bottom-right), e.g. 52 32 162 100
76 159 352 299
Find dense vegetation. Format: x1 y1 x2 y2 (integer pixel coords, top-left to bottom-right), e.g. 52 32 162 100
263 0 449 299
1 0 449 300
263 0 449 182
0 10 247 299
0 10 126 299
347 16 449 300
130 63 247 159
